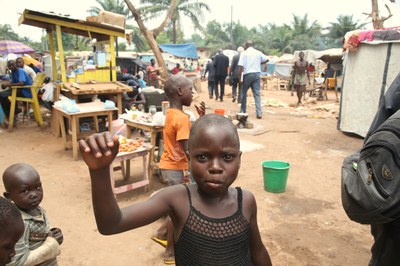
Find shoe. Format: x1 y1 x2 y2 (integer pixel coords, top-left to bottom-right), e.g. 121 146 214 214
151 237 167 248
257 115 262 119
220 97 223 102
209 94 213 99
215 96 218 100
232 97 236 102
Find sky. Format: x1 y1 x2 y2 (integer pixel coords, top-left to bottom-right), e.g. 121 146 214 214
1 0 400 42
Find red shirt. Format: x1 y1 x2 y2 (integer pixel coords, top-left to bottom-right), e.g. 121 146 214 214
171 67 180 75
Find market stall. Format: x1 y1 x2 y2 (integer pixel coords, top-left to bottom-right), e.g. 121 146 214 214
18 9 126 84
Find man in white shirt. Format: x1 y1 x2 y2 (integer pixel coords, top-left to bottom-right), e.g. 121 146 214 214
238 41 268 119
16 57 36 81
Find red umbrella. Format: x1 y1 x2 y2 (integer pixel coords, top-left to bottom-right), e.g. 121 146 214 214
0 40 35 55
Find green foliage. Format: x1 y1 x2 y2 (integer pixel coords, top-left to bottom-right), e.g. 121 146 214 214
0 24 42 53
139 0 210 43
87 0 131 17
324 15 366 48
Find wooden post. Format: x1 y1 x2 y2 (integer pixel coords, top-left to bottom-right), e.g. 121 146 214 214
109 35 116 81
47 30 58 82
55 25 66 83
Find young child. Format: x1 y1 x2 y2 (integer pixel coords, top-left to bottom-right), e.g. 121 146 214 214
0 196 24 266
39 77 54 110
159 75 205 185
79 114 272 266
2 163 63 266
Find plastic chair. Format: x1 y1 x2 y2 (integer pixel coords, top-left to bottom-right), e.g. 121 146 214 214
8 73 46 131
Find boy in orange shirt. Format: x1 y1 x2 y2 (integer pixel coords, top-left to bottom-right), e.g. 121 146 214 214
154 75 205 264
158 75 205 185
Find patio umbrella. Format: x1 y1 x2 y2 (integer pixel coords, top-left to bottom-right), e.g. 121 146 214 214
22 55 42 67
0 40 35 55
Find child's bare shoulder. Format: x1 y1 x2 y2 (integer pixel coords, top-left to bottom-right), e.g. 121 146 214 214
151 184 188 200
240 188 257 209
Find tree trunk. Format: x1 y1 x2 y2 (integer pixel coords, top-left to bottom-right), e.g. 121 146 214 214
172 20 177 44
370 0 392 29
124 0 178 84
371 0 384 29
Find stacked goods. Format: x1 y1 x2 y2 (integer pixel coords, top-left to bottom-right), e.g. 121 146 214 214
118 136 144 153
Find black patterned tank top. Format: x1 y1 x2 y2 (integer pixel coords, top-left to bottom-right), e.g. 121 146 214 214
174 185 252 265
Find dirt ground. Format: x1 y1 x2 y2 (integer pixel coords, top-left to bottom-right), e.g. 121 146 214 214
0 81 372 266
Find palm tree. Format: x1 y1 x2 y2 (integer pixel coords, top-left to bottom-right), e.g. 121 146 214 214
0 24 19 40
203 20 232 54
288 14 322 52
87 0 146 54
266 24 293 53
87 0 130 17
325 15 365 48
139 0 210 43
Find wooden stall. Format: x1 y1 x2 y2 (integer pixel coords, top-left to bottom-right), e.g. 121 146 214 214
18 9 126 84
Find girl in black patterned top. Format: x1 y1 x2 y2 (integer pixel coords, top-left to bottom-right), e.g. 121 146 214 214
79 114 272 266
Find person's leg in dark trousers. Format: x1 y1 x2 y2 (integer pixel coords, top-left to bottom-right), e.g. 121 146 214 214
240 74 253 114
219 75 226 102
0 90 23 118
214 77 220 100
232 78 239 102
207 80 215 99
237 81 243 104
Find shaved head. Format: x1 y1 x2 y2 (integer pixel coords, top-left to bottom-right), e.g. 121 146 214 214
189 114 240 150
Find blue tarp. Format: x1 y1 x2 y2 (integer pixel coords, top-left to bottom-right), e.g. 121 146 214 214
159 43 198 59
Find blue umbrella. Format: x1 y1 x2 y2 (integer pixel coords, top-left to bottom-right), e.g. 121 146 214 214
0 40 35 55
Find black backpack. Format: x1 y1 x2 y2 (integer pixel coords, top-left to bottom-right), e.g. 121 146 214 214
341 109 400 224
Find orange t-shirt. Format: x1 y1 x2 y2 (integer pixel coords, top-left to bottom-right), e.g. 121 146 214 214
159 108 191 170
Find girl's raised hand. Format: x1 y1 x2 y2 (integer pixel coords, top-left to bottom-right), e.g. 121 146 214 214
79 132 119 171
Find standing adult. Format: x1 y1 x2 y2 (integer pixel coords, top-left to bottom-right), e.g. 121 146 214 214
213 49 229 102
146 58 160 88
203 57 216 99
291 51 310 105
0 60 32 123
16 57 36 82
230 46 244 103
238 41 269 119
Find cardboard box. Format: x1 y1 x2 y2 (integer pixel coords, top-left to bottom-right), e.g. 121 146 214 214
98 10 126 29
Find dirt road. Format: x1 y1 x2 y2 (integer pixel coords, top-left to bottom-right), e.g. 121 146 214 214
0 84 371 265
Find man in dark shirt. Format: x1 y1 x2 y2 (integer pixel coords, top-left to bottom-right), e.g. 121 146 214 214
203 57 216 99
213 49 229 102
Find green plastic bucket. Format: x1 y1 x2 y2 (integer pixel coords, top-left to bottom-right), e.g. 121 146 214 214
262 160 290 193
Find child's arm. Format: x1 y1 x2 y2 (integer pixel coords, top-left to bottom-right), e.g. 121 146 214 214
79 132 176 235
8 229 60 266
23 237 60 266
245 191 272 266
179 139 189 160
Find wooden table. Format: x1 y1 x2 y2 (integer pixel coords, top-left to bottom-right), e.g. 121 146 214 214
53 101 117 160
123 118 164 170
62 81 131 114
110 144 152 194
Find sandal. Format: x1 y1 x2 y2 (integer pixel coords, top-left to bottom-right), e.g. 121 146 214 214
163 257 175 265
151 236 167 248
